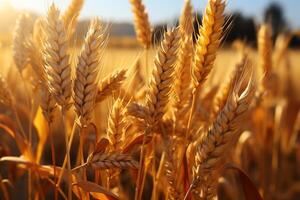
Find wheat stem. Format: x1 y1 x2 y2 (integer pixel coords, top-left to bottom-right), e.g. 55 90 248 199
48 121 58 200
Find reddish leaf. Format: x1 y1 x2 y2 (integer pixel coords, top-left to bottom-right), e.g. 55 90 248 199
226 165 263 200
94 138 109 155
73 181 120 200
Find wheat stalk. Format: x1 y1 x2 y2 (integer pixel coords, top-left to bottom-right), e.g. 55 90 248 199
74 18 105 127
129 0 152 49
192 0 225 92
13 13 33 72
164 140 183 200
96 69 127 103
146 28 180 124
43 4 72 109
191 61 255 199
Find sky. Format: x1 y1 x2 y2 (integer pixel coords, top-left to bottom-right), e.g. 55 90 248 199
2 0 300 28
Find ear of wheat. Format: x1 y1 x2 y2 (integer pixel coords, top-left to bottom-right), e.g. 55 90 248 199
131 60 145 91
258 24 273 77
39 83 57 123
25 18 46 81
179 0 194 37
86 152 139 170
107 98 126 151
62 0 84 25
32 18 46 48
127 101 149 121
62 0 84 38
192 0 225 93
145 28 180 125
13 13 33 72
192 60 255 199
174 36 194 120
129 0 152 49
96 69 127 103
213 55 248 118
43 4 72 109
175 0 194 110
74 18 105 127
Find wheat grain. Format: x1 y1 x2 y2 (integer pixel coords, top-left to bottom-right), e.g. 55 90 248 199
129 0 152 49
74 19 105 127
43 4 72 109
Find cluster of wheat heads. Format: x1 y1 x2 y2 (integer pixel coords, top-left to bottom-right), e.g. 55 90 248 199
0 0 300 199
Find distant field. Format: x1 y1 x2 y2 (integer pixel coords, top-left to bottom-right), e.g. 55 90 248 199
0 46 299 97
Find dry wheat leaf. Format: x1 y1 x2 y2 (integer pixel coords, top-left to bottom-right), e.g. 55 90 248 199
33 106 49 163
73 181 120 200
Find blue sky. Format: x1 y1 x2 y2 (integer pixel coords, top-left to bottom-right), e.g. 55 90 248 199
5 0 300 28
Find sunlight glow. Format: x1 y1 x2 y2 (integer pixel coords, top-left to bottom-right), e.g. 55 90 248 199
0 0 11 9
10 0 44 10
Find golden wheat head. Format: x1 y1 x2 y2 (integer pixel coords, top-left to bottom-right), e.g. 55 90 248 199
146 28 180 124
43 4 72 109
74 18 105 127
192 60 255 199
192 0 225 93
13 13 33 72
129 0 152 49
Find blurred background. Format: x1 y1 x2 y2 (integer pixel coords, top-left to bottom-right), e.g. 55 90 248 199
0 0 299 48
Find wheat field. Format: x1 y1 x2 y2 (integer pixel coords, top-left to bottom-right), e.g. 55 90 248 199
0 0 299 200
